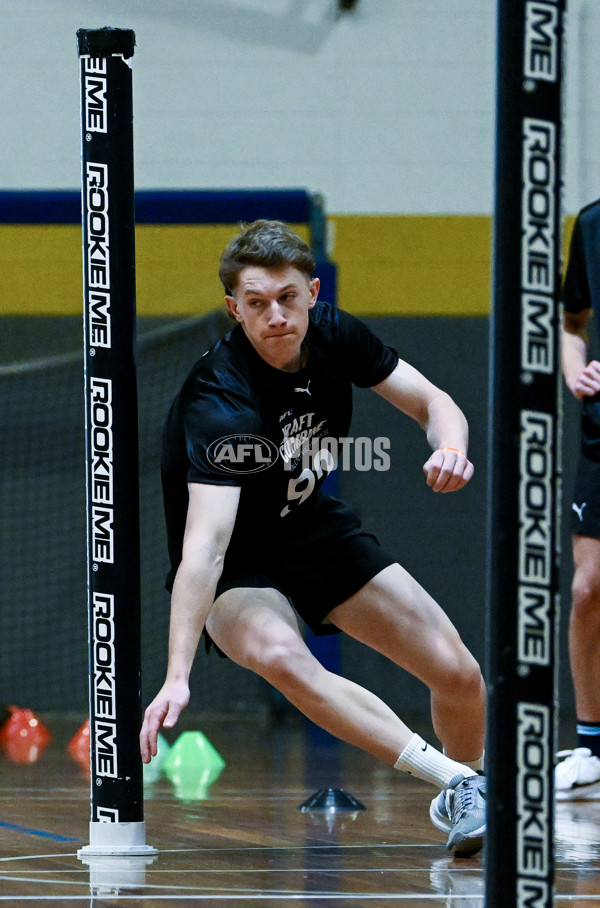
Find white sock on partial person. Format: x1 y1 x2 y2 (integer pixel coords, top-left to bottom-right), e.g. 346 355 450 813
394 733 480 788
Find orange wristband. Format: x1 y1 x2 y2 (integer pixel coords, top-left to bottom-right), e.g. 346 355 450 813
441 446 466 457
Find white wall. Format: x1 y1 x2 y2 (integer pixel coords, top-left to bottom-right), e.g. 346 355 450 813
0 0 596 215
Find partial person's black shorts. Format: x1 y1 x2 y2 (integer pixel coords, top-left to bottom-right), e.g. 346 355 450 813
207 529 395 657
571 455 600 537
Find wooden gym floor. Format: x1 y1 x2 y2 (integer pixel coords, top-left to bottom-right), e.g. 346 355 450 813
1 716 599 906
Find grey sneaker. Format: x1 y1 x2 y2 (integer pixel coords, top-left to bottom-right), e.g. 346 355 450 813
429 774 486 857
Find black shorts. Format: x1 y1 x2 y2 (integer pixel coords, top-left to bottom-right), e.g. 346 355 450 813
571 455 600 538
208 529 395 657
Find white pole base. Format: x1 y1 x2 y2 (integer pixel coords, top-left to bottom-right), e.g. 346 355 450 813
78 820 158 856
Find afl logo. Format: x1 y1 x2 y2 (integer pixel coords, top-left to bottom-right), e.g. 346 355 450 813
207 434 279 474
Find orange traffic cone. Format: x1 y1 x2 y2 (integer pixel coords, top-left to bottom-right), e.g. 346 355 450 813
67 718 90 773
0 706 52 764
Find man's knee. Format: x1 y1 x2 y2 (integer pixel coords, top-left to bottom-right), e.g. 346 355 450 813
253 635 315 689
432 647 484 703
210 603 312 685
571 538 600 619
572 566 600 618
207 588 300 664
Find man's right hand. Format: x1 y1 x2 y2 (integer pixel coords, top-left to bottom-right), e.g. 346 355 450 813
573 360 600 399
139 680 190 763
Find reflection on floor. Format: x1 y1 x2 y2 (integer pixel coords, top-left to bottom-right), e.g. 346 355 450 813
0 715 598 905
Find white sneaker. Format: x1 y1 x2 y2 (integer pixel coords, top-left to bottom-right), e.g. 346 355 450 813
555 748 600 800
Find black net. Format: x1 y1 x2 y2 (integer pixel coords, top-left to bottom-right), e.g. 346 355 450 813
0 313 267 716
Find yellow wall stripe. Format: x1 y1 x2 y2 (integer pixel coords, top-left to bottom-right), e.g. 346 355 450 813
331 215 491 316
2 215 573 318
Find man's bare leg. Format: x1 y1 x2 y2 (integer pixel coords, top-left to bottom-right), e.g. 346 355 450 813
570 536 600 724
327 564 486 764
207 586 415 764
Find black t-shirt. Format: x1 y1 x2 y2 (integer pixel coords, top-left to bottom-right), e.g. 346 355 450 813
562 199 600 458
161 301 399 586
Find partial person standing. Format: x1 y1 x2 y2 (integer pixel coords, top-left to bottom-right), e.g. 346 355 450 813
557 198 600 798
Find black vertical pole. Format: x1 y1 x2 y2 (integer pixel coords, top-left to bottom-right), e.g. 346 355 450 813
487 1 564 905
77 27 153 856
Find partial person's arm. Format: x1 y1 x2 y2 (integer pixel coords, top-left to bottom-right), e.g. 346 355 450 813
140 482 241 762
372 359 473 493
562 308 600 399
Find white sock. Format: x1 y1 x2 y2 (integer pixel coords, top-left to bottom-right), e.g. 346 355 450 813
394 733 479 789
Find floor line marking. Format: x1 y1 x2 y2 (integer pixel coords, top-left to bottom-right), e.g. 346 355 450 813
0 854 78 863
0 821 78 842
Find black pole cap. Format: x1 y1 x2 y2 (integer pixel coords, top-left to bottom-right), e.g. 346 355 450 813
77 27 135 59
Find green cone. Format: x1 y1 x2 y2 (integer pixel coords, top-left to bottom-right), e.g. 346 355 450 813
162 731 226 801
